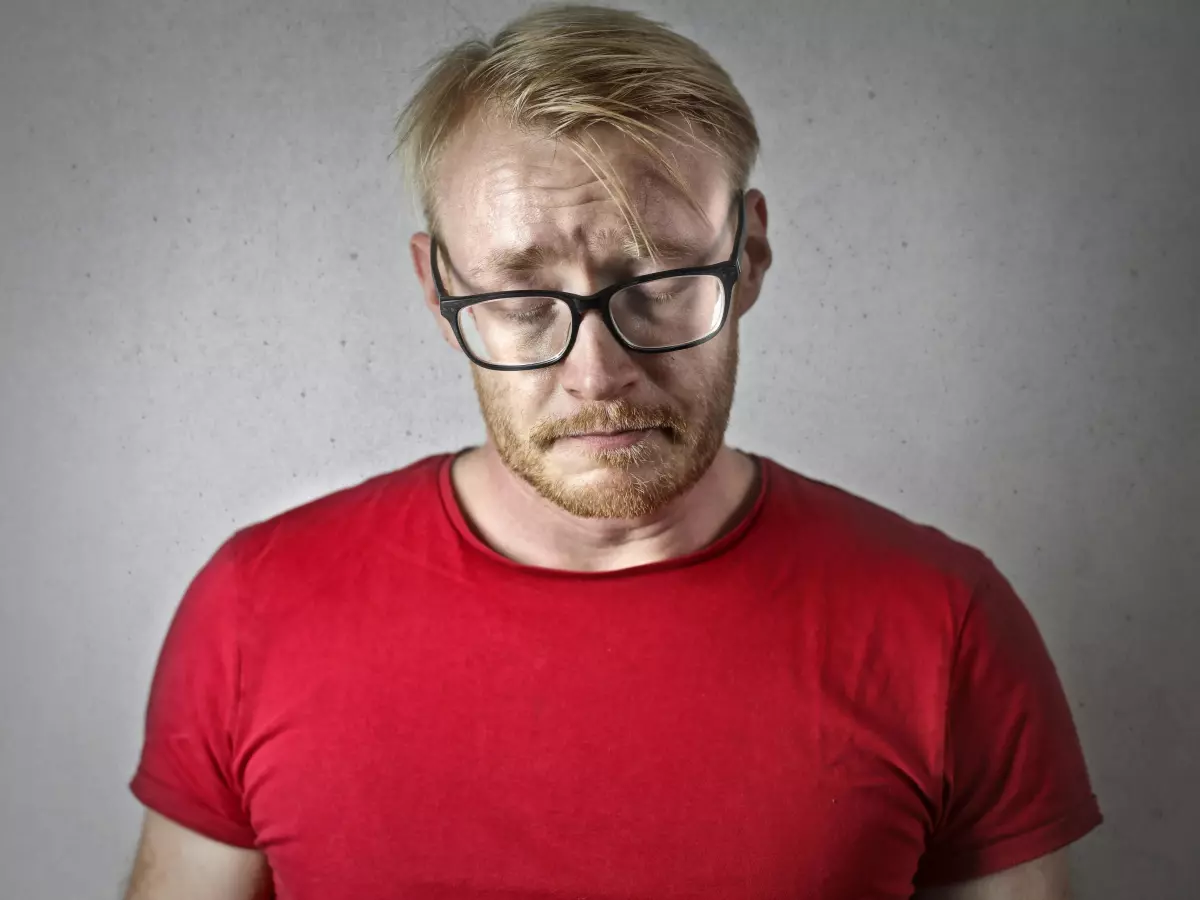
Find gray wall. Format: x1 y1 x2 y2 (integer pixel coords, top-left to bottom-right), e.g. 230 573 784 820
1 0 1197 896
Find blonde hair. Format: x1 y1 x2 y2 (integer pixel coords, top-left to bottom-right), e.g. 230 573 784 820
392 4 759 251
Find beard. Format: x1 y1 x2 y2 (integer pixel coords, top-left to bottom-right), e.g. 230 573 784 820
471 337 739 519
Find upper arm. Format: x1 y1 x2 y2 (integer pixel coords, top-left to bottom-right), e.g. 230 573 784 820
124 809 270 900
914 848 1070 900
913 560 1101 886
130 536 261 846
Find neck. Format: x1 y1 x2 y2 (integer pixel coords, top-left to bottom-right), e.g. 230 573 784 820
450 442 760 572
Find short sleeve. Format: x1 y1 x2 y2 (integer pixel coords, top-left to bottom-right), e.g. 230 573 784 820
914 558 1102 886
129 535 258 848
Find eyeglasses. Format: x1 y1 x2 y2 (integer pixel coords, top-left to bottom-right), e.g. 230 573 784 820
430 192 746 371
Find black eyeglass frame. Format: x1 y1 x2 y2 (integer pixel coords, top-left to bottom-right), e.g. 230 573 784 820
430 192 747 372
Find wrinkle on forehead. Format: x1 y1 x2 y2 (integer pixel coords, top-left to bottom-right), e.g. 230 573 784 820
434 119 731 264
462 222 715 286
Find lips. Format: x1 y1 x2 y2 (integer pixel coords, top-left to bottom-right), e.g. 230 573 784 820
559 427 655 450
568 427 652 438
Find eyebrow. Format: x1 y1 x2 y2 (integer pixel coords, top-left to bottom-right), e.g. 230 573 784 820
466 228 710 283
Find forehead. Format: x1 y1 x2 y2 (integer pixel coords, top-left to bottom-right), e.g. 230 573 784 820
432 117 732 262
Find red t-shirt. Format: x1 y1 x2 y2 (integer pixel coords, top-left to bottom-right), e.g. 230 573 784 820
131 454 1101 898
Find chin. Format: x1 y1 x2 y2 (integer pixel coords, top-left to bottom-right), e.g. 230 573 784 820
547 441 667 478
560 459 655 487
531 451 689 520
539 476 678 520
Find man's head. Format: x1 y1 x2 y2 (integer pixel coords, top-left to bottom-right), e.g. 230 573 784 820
398 5 771 519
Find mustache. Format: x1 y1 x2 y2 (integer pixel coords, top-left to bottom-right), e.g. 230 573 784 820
529 400 690 448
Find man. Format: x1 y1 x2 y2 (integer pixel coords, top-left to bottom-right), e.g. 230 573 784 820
124 5 1101 899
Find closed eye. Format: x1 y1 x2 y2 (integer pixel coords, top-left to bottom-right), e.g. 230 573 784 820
506 304 555 323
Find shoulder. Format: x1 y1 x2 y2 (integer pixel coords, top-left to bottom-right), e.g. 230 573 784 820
221 453 453 595
763 457 990 577
758 457 999 633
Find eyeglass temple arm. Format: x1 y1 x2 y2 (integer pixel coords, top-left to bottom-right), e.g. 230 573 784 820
429 236 452 297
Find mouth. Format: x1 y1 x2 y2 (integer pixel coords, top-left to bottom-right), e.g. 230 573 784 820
560 427 656 450
565 426 653 437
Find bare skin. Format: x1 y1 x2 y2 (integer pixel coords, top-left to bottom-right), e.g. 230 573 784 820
123 810 269 899
916 849 1072 900
450 439 760 571
408 117 772 571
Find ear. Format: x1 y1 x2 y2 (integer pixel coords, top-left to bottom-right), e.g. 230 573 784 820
410 231 461 351
732 188 772 318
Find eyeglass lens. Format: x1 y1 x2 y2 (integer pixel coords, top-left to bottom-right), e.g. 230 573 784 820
455 273 727 367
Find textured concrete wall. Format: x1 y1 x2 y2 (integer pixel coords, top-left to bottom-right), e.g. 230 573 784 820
1 1 1197 896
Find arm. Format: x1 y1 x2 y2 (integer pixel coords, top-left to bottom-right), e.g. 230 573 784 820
915 848 1070 899
128 537 266 895
913 559 1100 890
124 810 270 900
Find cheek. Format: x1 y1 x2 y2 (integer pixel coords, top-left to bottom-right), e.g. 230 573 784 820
642 342 730 400
473 367 557 424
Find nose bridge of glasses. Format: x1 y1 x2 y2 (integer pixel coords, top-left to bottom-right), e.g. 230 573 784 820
568 301 635 365
568 286 639 352
570 287 617 315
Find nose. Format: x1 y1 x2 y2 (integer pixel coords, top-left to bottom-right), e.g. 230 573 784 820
557 310 640 402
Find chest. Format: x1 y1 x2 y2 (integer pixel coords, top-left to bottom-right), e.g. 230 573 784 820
234 580 945 899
